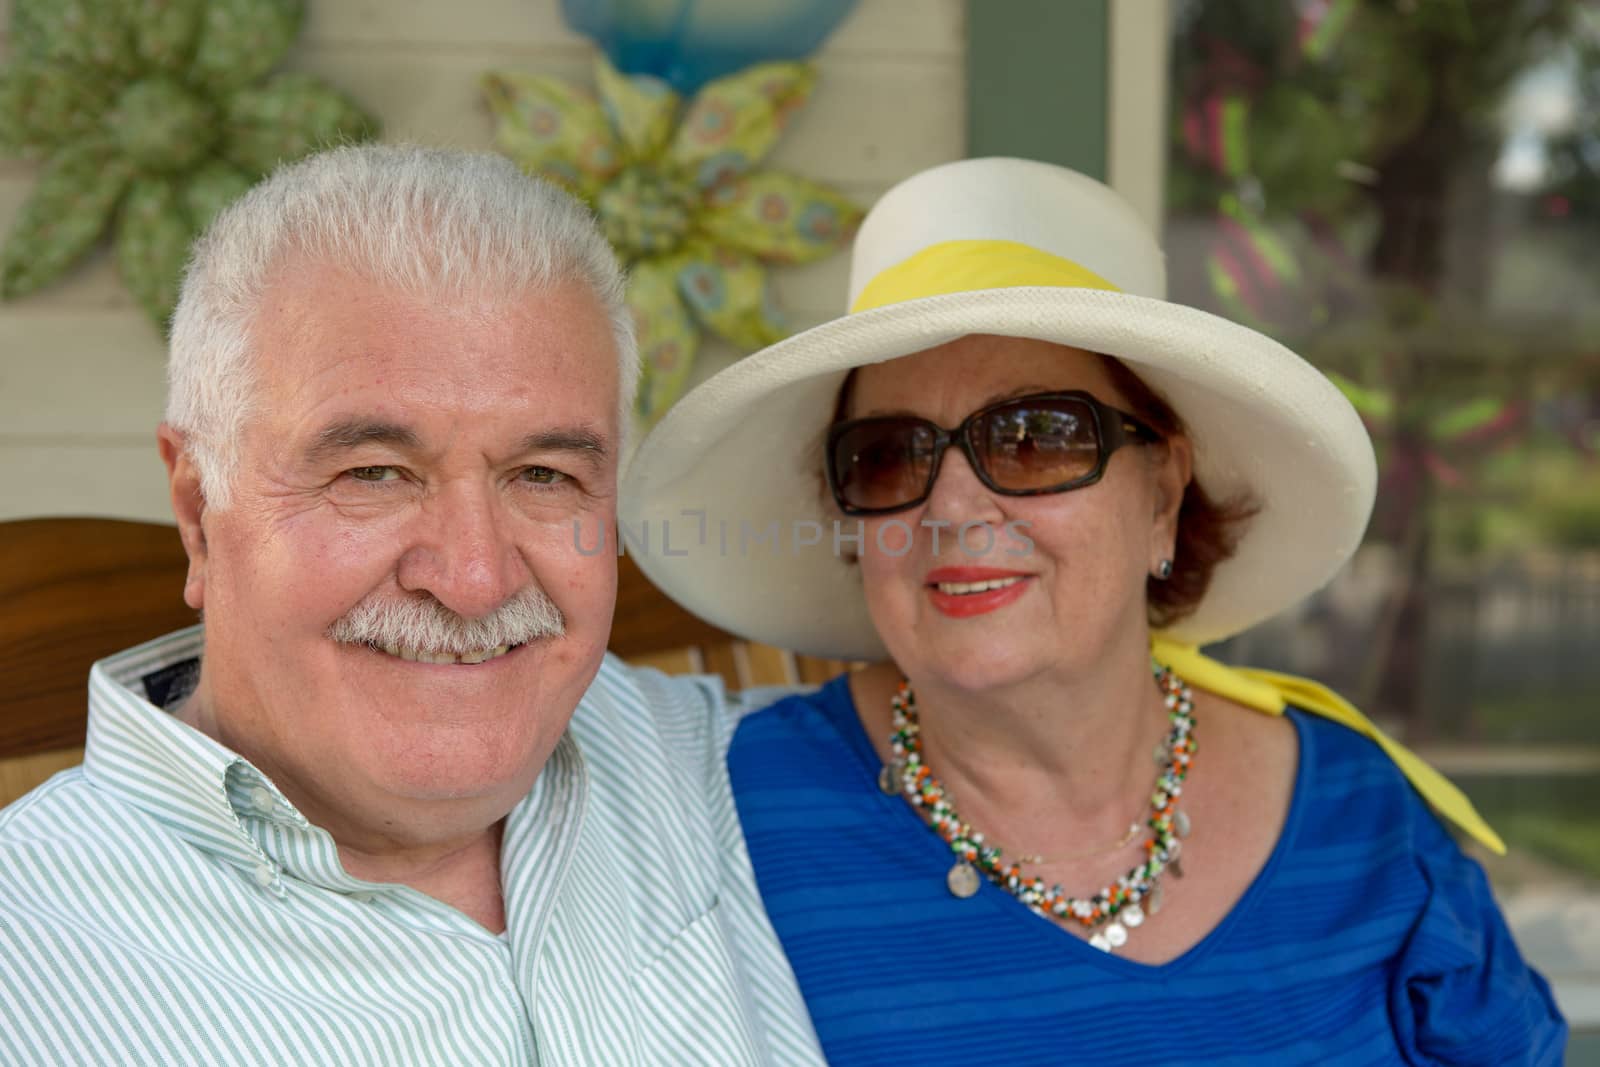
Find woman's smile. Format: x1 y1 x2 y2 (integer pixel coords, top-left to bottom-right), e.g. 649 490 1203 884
923 565 1034 618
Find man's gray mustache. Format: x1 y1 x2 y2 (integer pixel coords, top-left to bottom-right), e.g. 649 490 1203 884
327 587 566 654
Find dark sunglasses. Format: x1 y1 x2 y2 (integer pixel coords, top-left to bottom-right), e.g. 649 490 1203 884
826 390 1162 516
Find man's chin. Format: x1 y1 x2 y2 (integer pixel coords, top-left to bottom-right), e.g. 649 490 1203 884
309 637 593 804
357 731 551 806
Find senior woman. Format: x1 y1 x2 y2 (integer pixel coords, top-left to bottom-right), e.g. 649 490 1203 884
620 159 1565 1063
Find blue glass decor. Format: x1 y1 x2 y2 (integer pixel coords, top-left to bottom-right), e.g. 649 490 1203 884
561 0 859 94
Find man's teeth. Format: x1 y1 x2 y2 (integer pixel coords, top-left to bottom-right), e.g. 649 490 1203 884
935 577 1025 595
377 643 513 664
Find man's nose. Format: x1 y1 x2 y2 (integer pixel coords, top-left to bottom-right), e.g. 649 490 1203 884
397 481 530 619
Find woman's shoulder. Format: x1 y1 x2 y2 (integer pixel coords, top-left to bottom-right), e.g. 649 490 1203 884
727 671 888 812
728 672 873 776
735 672 856 738
1286 705 1444 836
1267 704 1507 914
1199 690 1457 870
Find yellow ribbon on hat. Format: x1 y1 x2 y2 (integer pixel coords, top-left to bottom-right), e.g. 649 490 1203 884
850 239 1121 314
1150 636 1505 854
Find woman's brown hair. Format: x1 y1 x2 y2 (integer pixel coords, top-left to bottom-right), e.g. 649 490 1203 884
1099 356 1259 629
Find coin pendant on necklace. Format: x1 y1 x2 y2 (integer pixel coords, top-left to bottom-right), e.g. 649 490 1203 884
1103 921 1128 948
1174 809 1192 838
877 762 903 795
946 862 981 898
1120 902 1145 928
1089 931 1112 952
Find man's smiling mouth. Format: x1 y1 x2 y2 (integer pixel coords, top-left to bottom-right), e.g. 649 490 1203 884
366 642 524 665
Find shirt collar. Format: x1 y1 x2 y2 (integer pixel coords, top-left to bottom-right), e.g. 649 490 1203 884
83 625 590 918
84 626 275 877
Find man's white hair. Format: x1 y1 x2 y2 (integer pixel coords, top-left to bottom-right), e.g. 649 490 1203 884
166 143 638 509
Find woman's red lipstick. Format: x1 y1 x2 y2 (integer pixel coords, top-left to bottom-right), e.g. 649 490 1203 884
924 567 1033 618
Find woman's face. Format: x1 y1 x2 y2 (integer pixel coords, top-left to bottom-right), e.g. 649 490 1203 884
845 335 1191 693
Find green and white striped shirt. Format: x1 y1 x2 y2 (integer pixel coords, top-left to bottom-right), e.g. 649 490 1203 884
0 628 824 1066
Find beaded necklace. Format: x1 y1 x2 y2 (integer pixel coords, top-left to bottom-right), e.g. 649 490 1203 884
885 663 1197 954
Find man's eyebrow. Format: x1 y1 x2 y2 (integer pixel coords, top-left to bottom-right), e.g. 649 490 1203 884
302 419 421 464
519 428 611 460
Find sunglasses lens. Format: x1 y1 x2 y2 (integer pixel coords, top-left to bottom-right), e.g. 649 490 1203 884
976 399 1101 490
831 420 937 511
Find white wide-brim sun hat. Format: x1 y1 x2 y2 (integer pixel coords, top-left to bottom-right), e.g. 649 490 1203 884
620 157 1376 662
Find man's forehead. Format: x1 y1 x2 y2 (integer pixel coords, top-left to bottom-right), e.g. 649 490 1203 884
297 415 612 464
247 258 621 436
252 253 617 360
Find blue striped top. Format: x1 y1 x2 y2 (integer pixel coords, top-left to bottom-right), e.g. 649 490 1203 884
728 674 1567 1065
0 627 825 1066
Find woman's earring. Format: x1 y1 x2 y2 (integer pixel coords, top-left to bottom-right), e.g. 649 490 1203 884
1154 559 1174 580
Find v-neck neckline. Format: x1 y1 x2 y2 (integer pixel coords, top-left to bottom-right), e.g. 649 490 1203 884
823 673 1312 977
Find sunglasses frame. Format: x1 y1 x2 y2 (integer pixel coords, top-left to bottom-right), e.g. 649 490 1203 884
825 390 1162 516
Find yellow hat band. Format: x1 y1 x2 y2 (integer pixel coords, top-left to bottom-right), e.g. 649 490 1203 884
849 239 1122 314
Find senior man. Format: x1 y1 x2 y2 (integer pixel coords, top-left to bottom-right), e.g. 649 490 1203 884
0 145 822 1065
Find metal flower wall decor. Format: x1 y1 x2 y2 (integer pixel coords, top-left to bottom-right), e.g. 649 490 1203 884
0 0 378 329
483 56 862 421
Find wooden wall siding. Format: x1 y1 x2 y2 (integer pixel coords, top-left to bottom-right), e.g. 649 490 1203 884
0 0 966 523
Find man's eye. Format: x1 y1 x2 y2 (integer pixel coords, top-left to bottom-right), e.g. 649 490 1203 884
521 466 568 486
347 466 400 483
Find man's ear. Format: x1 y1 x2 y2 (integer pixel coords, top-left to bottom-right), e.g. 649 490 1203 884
158 424 210 612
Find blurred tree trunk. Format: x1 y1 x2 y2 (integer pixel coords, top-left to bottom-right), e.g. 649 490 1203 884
1362 51 1468 738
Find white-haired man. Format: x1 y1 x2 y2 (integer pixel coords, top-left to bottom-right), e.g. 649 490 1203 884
0 145 823 1065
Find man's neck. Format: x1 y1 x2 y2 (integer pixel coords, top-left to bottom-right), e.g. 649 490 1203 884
338 822 508 933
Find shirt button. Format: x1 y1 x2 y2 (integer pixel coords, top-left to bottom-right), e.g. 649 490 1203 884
252 863 276 888
248 786 276 815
